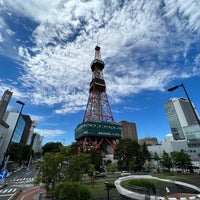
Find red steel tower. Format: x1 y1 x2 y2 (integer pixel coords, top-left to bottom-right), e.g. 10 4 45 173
75 46 121 154
83 46 114 122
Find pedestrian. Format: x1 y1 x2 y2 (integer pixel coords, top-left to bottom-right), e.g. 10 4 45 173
165 187 170 194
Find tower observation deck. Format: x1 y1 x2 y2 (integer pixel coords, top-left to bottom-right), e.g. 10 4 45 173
75 46 121 153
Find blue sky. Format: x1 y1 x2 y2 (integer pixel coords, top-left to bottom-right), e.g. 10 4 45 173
0 0 200 145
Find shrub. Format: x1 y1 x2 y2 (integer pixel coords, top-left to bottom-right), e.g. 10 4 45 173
125 179 156 194
53 181 91 200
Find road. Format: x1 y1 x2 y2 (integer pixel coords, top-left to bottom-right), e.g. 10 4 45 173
0 164 37 200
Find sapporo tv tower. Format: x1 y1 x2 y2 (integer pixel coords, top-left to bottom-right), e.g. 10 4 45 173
75 46 121 157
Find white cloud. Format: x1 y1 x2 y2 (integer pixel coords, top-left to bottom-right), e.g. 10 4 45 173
164 0 200 33
1 0 200 115
29 114 45 123
0 18 6 43
6 29 15 36
0 33 3 42
35 128 66 138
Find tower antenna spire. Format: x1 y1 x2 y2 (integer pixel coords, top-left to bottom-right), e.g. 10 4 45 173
97 35 99 46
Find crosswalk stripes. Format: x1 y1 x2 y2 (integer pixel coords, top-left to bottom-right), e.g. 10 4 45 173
0 187 17 194
12 177 34 182
0 177 35 195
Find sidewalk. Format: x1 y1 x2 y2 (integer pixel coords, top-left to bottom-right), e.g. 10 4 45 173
14 185 45 200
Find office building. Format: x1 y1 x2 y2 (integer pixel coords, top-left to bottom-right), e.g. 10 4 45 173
147 136 200 162
139 137 158 146
0 90 13 120
27 120 37 145
164 97 200 160
120 120 138 141
20 115 32 144
0 90 12 146
5 109 26 143
164 97 199 140
0 90 12 163
32 133 43 153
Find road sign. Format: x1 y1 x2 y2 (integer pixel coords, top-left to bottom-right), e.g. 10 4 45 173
0 169 8 179
24 171 29 177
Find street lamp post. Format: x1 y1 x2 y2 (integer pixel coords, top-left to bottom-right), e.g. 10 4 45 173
167 83 200 126
104 182 110 200
16 100 25 114
1 100 25 170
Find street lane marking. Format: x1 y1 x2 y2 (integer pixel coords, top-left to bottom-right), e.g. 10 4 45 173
2 189 8 193
12 177 35 182
13 188 17 192
0 188 18 194
7 189 12 193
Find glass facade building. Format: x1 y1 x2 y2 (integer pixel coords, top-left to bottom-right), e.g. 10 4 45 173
184 125 200 158
164 98 200 159
164 103 184 140
164 98 199 140
12 115 26 143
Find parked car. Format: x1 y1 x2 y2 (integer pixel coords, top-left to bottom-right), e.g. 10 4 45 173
143 168 151 173
192 166 200 174
120 171 131 176
94 171 106 178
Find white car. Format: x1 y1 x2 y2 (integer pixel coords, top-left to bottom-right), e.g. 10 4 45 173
121 171 131 176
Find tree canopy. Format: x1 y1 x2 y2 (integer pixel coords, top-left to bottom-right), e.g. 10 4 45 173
160 150 192 172
42 142 63 155
160 151 173 170
171 150 192 171
114 138 150 171
36 145 92 199
8 142 32 164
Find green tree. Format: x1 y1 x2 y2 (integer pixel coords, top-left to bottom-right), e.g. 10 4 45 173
108 162 118 173
104 159 112 168
117 159 124 170
42 142 63 155
171 150 192 172
36 152 65 193
69 142 81 155
160 151 173 170
67 153 91 181
153 152 160 172
8 142 32 164
129 161 137 171
34 151 42 159
8 142 23 163
115 139 145 171
153 152 160 163
36 145 93 199
141 142 151 161
87 164 95 178
54 182 91 200
85 149 102 170
129 140 143 170
115 139 139 168
22 144 32 161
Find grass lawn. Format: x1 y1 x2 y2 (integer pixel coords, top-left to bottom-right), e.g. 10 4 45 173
154 173 200 187
83 173 200 199
83 178 119 199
